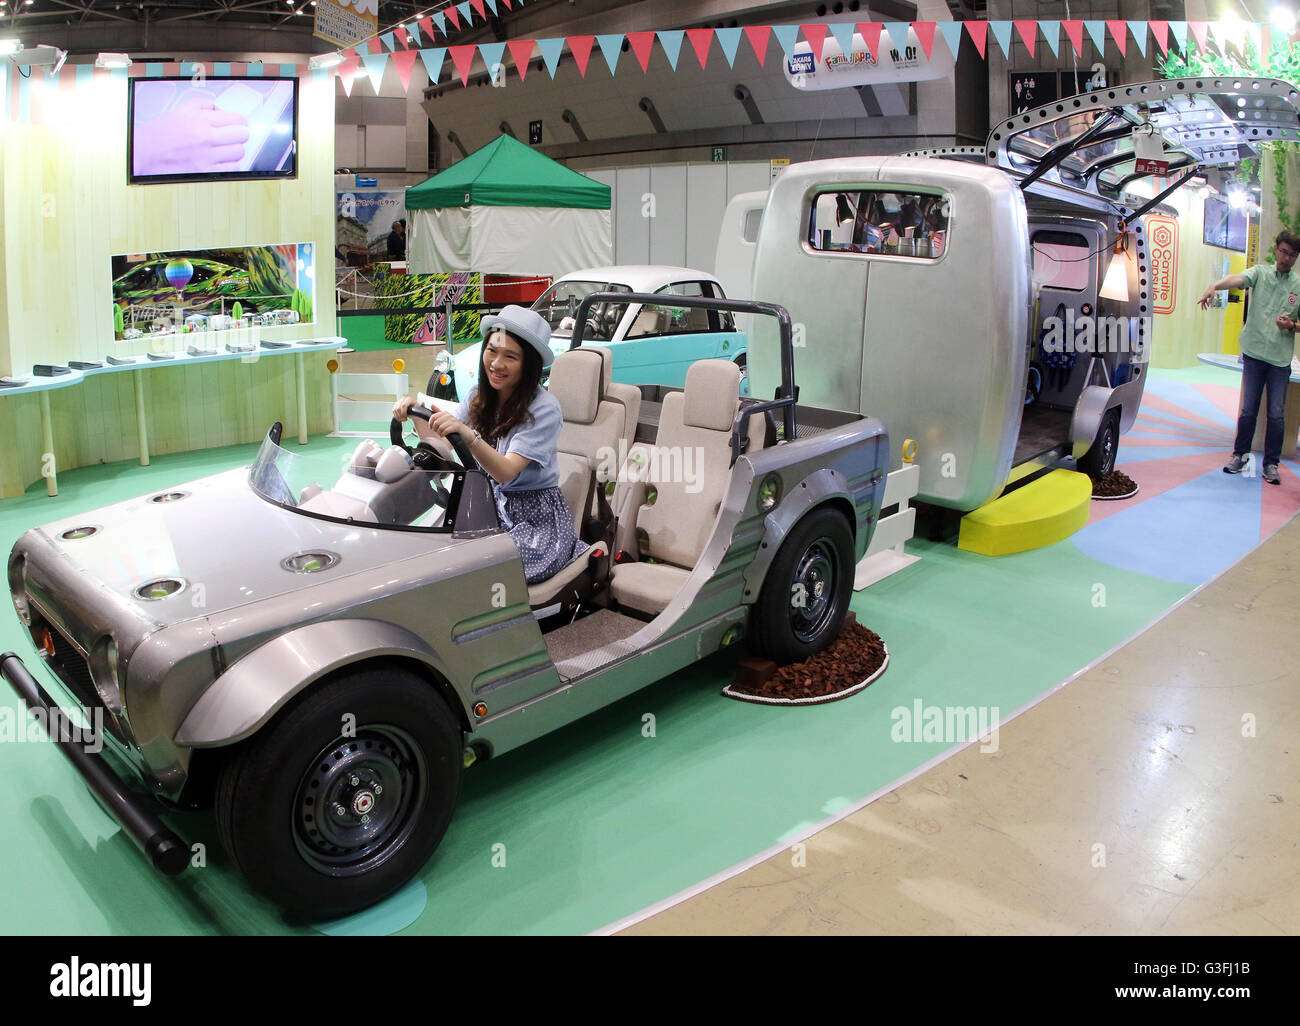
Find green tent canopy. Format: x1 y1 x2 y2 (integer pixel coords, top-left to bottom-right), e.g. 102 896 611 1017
405 134 611 210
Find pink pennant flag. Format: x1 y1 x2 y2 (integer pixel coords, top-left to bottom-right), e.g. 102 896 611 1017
857 22 883 60
1189 21 1209 53
965 21 987 58
449 44 476 85
507 39 534 81
1149 20 1169 54
391 49 418 92
1013 20 1037 57
395 27 410 49
627 30 656 72
686 27 714 68
568 35 595 77
801 23 828 63
1107 19 1128 56
744 25 770 65
471 0 486 21
367 38 384 55
913 22 936 60
445 6 461 31
1062 20 1084 55
419 16 435 40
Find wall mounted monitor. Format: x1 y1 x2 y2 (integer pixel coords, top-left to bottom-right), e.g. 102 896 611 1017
128 76 298 184
1203 195 1247 252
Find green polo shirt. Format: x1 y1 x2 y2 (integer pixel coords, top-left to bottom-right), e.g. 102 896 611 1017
1240 263 1300 367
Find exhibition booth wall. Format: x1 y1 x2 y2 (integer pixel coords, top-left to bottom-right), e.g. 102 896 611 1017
0 65 339 499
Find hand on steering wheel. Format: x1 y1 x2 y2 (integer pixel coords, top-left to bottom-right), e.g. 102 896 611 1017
392 405 480 472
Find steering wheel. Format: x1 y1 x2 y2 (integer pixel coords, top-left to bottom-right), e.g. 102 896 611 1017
393 406 481 473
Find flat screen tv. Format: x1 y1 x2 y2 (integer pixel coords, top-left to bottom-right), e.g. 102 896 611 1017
128 76 298 184
1203 195 1248 252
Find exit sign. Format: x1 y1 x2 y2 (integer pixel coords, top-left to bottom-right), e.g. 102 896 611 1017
711 146 727 162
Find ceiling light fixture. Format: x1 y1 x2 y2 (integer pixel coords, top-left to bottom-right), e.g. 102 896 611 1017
95 52 132 69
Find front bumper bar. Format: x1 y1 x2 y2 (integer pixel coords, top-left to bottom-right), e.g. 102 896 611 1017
1 651 189 876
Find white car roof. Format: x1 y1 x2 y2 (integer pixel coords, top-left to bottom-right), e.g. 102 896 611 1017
552 265 722 292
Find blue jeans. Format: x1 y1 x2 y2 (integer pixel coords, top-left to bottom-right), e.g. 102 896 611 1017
1233 353 1291 467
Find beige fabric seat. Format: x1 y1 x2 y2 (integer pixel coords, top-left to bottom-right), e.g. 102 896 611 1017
611 359 754 616
527 347 624 608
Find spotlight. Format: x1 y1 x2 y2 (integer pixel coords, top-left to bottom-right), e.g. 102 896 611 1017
95 52 132 69
309 52 342 70
1273 6 1297 35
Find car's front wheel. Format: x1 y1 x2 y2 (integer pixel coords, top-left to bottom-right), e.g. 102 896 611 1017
751 507 855 664
214 666 462 920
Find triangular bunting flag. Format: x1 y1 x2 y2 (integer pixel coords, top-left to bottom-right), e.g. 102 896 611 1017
772 24 801 59
1013 20 1037 58
479 41 506 82
1063 20 1084 55
883 22 910 58
448 44 476 86
802 23 828 63
1084 20 1107 55
1106 19 1128 57
470 0 486 21
360 52 387 93
537 37 565 78
857 22 883 60
686 27 714 68
596 34 623 76
367 38 384 55
507 39 533 80
1128 21 1147 57
937 21 962 58
395 27 411 49
989 21 1013 58
453 4 469 29
913 22 936 60
485 0 498 13
1038 20 1060 57
407 20 422 46
432 13 445 37
444 7 460 32
716 27 743 67
744 25 770 66
568 35 595 77
627 31 656 72
391 49 418 92
828 23 856 63
658 29 685 70
338 50 358 95
1189 21 1208 53
1170 21 1189 53
1149 20 1168 54
965 21 987 59
420 47 446 85
381 32 396 52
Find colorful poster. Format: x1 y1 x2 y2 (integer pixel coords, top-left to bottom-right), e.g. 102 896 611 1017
1146 214 1178 316
375 271 483 345
314 0 378 48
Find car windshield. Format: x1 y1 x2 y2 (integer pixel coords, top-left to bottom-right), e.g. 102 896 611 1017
532 280 632 341
248 430 463 532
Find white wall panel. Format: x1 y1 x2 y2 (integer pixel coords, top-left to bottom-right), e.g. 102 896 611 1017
647 164 687 268
614 167 651 265
685 164 728 272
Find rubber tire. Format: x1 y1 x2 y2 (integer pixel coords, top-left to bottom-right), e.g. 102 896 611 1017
214 666 462 920
1079 408 1120 480
751 507 855 665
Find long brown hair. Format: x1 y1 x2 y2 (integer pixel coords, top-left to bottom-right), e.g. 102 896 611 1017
467 330 543 444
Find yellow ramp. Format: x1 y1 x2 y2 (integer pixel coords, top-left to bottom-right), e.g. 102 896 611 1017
959 469 1093 556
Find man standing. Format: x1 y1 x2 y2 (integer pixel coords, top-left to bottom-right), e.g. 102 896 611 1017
1198 230 1300 485
386 219 407 261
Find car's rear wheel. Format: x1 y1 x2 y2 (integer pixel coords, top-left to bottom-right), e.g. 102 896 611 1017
1079 408 1120 480
751 507 855 664
214 666 462 920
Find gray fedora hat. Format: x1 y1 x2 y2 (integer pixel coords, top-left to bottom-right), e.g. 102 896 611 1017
479 305 554 369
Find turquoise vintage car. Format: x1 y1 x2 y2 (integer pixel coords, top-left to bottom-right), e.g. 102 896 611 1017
445 266 748 400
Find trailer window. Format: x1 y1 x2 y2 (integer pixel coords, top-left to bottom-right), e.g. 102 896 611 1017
1032 230 1091 291
808 188 949 258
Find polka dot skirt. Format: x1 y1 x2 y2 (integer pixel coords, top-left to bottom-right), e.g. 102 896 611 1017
495 486 588 585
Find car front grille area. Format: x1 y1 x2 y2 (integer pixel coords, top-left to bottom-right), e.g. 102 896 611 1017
25 610 127 746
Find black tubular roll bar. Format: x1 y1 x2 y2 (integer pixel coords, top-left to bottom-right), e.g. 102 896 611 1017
570 292 798 444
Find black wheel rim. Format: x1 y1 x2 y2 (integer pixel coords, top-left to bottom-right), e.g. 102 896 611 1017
790 539 839 644
1100 422 1118 475
293 725 427 878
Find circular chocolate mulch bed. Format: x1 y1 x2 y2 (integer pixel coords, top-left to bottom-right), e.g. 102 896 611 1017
723 618 889 706
1092 469 1139 500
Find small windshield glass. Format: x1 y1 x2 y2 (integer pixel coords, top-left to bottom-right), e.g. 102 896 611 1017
249 433 462 531
532 280 632 341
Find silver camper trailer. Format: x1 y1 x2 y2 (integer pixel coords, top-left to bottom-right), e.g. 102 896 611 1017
732 78 1300 511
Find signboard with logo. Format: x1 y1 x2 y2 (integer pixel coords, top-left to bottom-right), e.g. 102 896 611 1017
314 0 378 47
783 29 954 89
1146 213 1179 316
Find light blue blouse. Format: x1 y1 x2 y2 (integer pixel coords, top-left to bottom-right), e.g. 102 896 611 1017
455 386 562 493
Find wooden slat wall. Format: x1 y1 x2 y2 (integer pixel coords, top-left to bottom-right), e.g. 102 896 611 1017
0 68 338 498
